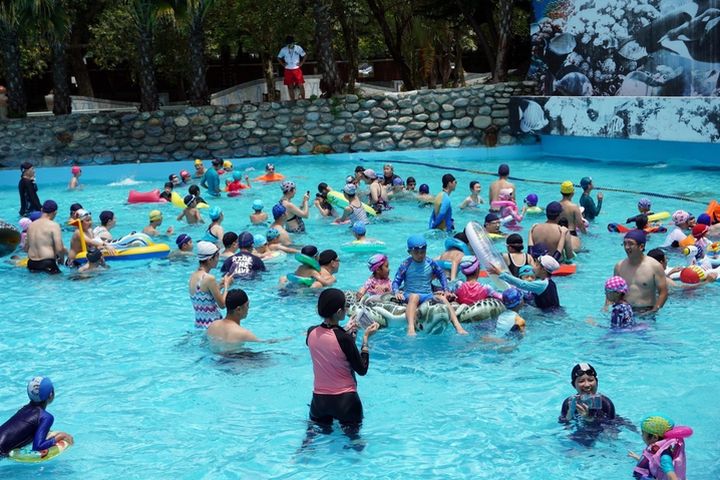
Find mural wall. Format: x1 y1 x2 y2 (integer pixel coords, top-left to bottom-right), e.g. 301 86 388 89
528 0 720 96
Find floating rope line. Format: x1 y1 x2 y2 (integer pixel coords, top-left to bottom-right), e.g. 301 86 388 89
386 159 709 206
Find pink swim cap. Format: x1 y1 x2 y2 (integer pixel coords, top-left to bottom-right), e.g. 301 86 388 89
367 254 387 272
71 165 81 175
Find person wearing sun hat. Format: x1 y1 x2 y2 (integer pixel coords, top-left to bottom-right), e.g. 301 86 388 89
189 240 232 328
578 176 603 221
614 230 667 314
0 376 74 456
558 180 587 251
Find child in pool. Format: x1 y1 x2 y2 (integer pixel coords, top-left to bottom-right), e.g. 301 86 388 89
68 166 81 190
558 363 616 423
605 276 636 329
188 185 206 205
483 288 525 342
455 258 501 305
177 194 204 224
250 200 268 225
459 180 484 209
266 228 298 254
194 159 205 178
253 234 276 260
227 171 251 195
0 377 74 456
629 414 692 480
159 181 173 201
492 188 525 228
357 254 391 299
416 184 434 205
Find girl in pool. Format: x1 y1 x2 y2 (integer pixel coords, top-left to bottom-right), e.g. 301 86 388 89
68 166 81 190
629 414 692 480
357 254 391 299
604 276 636 329
459 181 484 209
455 258 501 305
226 171 251 196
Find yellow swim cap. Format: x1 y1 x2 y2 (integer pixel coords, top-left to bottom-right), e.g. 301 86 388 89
641 415 674 437
194 159 202 166
149 210 162 221
560 181 575 195
223 160 233 169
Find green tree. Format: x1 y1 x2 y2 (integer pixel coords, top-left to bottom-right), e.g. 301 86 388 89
313 0 342 96
365 0 416 91
0 0 30 117
32 0 72 114
493 0 513 82
172 0 216 105
333 0 359 92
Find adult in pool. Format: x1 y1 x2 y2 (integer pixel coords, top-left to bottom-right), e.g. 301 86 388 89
269 203 292 246
0 377 74 457
68 165 82 190
279 180 310 233
189 241 233 329
489 163 515 208
502 233 536 278
335 183 369 226
202 207 224 246
312 249 340 288
24 200 66 274
93 210 116 242
528 201 574 262
578 176 603 221
201 158 222 197
429 173 457 232
613 230 668 315
304 288 379 446
459 180 484 209
206 289 262 348
18 162 42 217
490 255 561 310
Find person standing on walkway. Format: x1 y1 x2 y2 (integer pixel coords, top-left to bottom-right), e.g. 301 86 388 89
277 36 306 100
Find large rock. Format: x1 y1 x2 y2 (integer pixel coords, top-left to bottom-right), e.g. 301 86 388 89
452 117 472 129
370 107 388 119
351 140 372 151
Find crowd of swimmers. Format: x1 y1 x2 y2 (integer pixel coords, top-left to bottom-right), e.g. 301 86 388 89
9 159 716 476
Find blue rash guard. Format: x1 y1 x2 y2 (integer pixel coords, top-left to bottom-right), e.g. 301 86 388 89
429 191 453 231
392 257 448 302
0 404 56 455
201 168 221 197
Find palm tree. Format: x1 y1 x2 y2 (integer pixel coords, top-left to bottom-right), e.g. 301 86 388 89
493 0 513 82
32 0 72 115
173 0 216 105
0 0 28 118
128 0 173 111
313 0 342 96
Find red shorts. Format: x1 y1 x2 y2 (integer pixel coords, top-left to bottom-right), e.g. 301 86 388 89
284 68 304 86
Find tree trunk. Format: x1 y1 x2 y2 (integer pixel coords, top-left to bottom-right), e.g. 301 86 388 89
493 0 513 83
2 30 27 118
52 40 72 115
365 0 415 91
455 0 495 73
68 29 94 97
260 51 278 101
187 15 210 106
136 28 159 112
334 0 358 92
453 25 465 87
313 0 343 97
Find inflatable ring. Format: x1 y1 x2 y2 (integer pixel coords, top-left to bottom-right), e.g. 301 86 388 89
465 221 508 272
340 241 386 254
254 172 285 182
127 189 167 204
8 432 71 463
75 243 170 264
526 206 543 215
170 191 209 209
262 250 287 263
286 273 314 286
326 191 377 217
0 220 21 257
664 426 694 439
295 253 320 271
444 237 470 255
607 223 667 234
488 232 505 241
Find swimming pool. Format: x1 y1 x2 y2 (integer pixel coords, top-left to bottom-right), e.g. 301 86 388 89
1 144 719 479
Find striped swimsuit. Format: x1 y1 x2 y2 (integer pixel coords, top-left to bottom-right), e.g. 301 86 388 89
190 273 222 328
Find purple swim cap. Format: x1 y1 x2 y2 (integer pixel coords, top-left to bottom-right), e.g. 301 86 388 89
524 194 538 206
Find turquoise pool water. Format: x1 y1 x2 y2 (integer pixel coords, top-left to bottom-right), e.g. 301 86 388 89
1 145 719 479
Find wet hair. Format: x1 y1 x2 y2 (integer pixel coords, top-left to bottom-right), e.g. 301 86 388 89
317 182 328 194
635 214 648 230
647 248 666 264
164 182 174 189
189 185 200 196
469 180 480 190
222 231 238 248
406 176 416 185
318 249 338 266
453 232 468 244
441 174 456 189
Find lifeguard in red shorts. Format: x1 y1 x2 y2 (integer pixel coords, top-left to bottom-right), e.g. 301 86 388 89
277 36 306 100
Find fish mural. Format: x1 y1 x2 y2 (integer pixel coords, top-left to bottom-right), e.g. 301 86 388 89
518 100 549 133
528 0 720 96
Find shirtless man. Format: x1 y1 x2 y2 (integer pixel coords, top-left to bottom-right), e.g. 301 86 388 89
312 249 340 288
528 201 574 261
24 200 66 274
558 181 586 252
489 164 515 208
613 230 667 314
206 289 261 350
68 210 114 265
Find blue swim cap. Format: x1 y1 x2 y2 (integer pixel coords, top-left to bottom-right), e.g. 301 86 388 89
27 376 53 403
232 171 242 181
209 206 222 221
517 265 534 277
253 234 267 247
266 228 280 240
407 234 426 249
272 203 286 219
28 211 42 221
502 288 523 308
697 213 711 226
352 222 366 235
252 199 264 211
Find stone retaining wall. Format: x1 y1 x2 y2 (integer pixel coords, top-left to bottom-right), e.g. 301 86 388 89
0 81 536 168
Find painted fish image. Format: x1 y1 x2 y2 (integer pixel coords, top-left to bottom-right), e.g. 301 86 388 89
518 100 549 133
548 32 577 56
661 8 720 63
553 72 593 96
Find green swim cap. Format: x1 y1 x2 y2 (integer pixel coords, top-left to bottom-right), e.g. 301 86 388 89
641 414 674 437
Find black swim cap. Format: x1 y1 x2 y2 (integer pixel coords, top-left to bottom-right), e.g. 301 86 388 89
571 363 597 386
226 289 249 311
301 245 318 258
506 233 524 249
86 247 102 263
318 249 338 266
453 232 468 244
498 164 510 176
317 288 346 318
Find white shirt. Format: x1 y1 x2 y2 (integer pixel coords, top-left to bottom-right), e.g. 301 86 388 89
277 45 305 69
661 227 687 248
